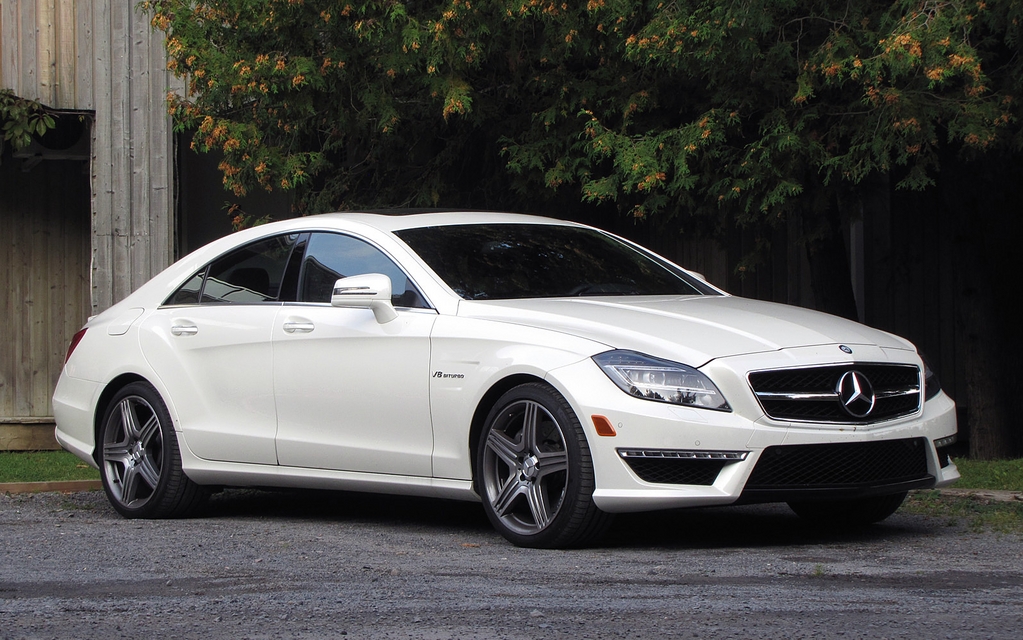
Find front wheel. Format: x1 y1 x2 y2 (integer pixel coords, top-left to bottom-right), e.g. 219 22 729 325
476 383 612 548
98 382 208 518
788 492 907 527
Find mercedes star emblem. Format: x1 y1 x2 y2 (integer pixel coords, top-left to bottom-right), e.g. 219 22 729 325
836 370 876 418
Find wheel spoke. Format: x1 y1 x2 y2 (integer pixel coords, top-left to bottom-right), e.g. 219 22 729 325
137 414 161 448
103 441 131 467
520 402 540 452
119 399 141 439
526 481 552 529
137 456 161 490
491 476 525 518
535 448 569 479
485 428 521 468
120 465 142 505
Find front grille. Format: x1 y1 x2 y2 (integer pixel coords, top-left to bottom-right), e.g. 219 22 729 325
744 438 930 490
619 449 746 485
748 363 921 424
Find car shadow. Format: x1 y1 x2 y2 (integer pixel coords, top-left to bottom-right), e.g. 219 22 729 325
197 487 928 550
200 487 495 534
602 503 929 549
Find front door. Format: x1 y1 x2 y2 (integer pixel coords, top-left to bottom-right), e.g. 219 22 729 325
272 232 436 476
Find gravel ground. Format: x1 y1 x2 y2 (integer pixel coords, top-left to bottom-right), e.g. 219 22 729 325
1 488 1021 639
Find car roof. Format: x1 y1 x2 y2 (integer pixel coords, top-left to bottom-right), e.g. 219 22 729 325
302 210 580 233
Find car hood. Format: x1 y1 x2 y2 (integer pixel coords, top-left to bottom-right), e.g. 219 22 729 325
458 295 914 366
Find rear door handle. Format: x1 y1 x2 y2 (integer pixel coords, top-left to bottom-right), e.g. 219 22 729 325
283 321 315 334
171 324 198 336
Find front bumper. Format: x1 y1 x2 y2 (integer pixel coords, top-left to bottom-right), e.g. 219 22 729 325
546 351 959 514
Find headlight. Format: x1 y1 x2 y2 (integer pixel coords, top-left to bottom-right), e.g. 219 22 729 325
921 354 942 401
593 350 731 411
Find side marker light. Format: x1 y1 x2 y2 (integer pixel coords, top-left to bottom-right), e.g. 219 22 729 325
591 415 617 437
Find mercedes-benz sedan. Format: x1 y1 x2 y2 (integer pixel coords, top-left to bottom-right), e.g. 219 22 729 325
54 211 959 547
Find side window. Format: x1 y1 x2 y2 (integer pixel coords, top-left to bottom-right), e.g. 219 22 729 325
299 233 428 308
165 234 301 305
204 234 300 303
166 270 206 305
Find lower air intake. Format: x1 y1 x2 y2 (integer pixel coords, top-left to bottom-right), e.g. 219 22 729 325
741 437 932 500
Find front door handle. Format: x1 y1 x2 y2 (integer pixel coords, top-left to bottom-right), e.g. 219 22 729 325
283 321 315 334
171 324 198 336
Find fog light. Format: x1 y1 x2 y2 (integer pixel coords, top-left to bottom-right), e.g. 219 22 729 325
933 434 957 469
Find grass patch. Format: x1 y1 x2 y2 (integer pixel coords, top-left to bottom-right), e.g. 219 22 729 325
900 457 1023 535
904 490 1023 535
952 457 1023 491
0 451 99 483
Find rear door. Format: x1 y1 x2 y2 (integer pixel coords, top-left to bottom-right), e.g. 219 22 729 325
139 233 303 464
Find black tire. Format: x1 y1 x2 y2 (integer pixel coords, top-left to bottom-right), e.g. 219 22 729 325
98 382 208 518
476 382 613 548
788 492 907 527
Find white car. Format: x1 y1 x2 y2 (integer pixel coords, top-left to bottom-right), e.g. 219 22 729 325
54 211 959 548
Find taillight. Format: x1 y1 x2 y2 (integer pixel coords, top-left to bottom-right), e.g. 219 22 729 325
64 328 87 365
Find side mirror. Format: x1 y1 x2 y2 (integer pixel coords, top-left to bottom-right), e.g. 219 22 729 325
331 274 398 323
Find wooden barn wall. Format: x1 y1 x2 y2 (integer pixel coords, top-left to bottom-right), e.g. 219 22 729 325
1 0 177 314
0 149 90 421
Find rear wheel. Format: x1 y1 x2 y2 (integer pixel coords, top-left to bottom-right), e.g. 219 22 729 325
788 492 907 527
476 382 612 548
98 382 207 518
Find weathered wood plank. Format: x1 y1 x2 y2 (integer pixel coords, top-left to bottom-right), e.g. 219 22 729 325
57 0 77 107
28 158 49 416
10 163 30 417
17 0 37 95
75 0 95 109
130 2 152 289
36 0 57 105
0 0 8 85
0 423 60 451
0 480 103 492
148 13 174 273
0 155 13 415
90 0 113 312
109 0 132 304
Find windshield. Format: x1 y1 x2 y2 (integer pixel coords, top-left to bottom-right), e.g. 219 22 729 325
394 223 717 300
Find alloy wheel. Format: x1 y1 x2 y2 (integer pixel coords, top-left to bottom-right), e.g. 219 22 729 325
102 395 164 509
481 399 570 536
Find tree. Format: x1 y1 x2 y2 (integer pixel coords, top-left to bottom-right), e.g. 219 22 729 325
146 0 548 213
505 1 1020 312
148 0 1022 457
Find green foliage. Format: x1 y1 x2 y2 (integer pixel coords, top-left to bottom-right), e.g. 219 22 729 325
145 0 528 212
144 1 1023 222
519 0 1021 224
0 89 57 152
0 451 99 484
